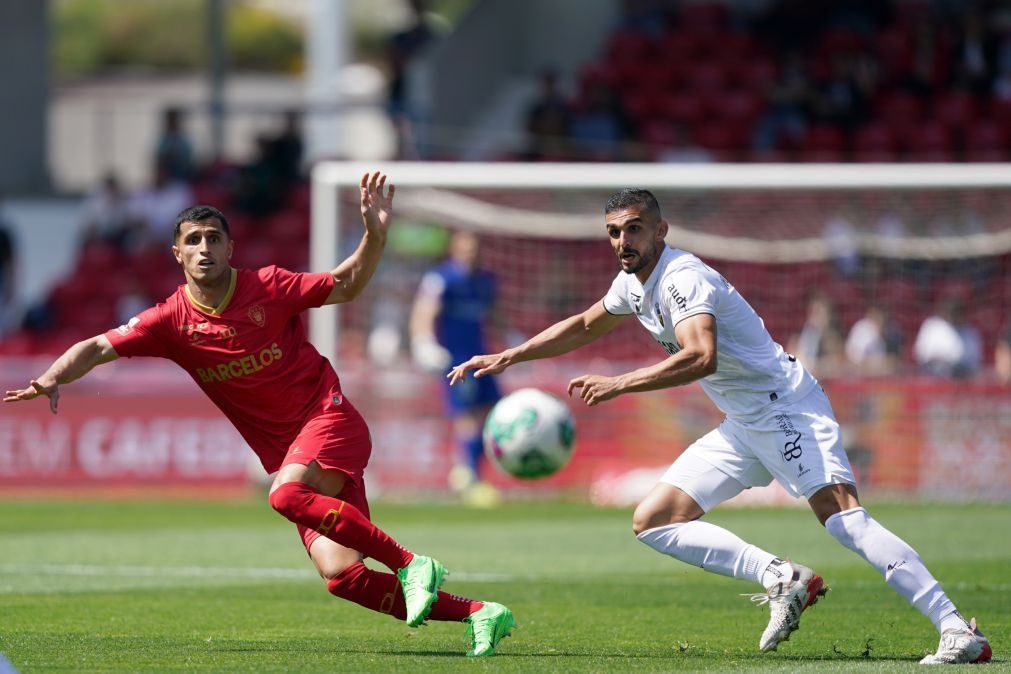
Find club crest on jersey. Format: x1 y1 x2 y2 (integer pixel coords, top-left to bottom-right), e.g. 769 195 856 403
631 292 642 313
248 305 266 327
655 303 664 327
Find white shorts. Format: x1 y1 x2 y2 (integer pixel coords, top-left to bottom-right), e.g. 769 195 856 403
661 385 855 511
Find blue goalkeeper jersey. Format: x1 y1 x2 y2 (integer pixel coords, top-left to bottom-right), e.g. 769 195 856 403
420 261 496 362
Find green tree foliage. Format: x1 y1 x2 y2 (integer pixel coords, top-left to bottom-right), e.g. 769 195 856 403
53 0 303 76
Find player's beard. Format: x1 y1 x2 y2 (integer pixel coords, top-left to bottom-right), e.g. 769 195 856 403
621 242 656 275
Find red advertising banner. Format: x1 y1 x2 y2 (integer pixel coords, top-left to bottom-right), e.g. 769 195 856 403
2 357 1010 501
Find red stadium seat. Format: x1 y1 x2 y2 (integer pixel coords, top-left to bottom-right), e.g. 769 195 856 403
663 94 706 126
852 123 899 162
902 120 953 157
606 30 657 64
678 3 728 31
683 63 728 91
876 91 924 128
933 90 979 130
723 58 776 92
804 125 846 152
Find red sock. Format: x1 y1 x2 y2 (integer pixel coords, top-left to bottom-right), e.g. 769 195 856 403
327 562 406 619
327 562 484 622
269 481 413 571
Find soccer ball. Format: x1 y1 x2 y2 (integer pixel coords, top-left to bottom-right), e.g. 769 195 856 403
483 388 576 479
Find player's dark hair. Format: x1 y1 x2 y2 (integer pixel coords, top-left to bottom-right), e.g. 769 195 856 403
174 205 231 240
605 188 662 221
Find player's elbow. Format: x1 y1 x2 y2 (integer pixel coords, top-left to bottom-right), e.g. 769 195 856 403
695 349 718 377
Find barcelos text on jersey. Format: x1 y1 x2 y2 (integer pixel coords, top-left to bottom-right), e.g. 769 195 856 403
196 343 284 383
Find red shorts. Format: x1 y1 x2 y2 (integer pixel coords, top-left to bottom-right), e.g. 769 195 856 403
279 400 373 552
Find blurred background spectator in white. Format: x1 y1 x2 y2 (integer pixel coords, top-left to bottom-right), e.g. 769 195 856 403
789 291 845 378
845 304 901 376
914 298 982 378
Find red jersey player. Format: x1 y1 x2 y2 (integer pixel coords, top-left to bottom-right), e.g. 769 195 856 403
3 171 516 657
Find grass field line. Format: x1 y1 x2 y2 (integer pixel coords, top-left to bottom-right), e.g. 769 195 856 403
0 562 513 583
1 562 1009 595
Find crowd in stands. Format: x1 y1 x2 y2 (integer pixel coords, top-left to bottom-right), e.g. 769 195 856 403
518 0 1011 163
2 0 1010 386
4 105 308 355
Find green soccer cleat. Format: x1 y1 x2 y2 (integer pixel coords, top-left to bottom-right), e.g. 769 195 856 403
396 555 447 628
465 601 516 657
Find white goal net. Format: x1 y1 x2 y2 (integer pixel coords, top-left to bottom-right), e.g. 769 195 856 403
311 161 1011 502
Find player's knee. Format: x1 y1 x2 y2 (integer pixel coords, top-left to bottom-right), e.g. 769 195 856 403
632 503 694 536
268 481 309 519
324 560 366 588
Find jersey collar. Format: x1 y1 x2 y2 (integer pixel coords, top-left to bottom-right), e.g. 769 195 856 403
185 267 238 315
640 245 674 294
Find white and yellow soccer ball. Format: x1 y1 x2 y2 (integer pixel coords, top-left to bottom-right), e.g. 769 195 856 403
483 388 576 479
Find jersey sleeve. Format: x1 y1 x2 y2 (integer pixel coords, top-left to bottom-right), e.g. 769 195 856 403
105 305 171 358
602 274 634 315
660 268 719 325
416 270 447 300
265 265 335 313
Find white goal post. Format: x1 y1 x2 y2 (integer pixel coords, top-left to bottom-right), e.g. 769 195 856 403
310 161 1011 363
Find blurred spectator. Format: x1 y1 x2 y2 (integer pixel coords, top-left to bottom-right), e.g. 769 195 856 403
263 109 304 187
913 298 982 378
952 8 995 95
568 81 633 161
80 173 142 249
233 135 286 215
386 0 438 158
128 162 195 245
656 125 715 163
0 204 16 337
811 53 877 133
154 107 195 182
789 292 845 378
752 51 813 151
823 212 860 277
996 321 1011 385
618 0 668 38
896 17 949 99
116 279 152 327
523 69 571 161
845 304 902 375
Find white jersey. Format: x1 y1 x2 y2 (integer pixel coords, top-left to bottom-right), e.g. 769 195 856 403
602 246 816 420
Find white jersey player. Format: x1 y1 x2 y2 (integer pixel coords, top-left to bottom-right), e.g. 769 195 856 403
449 188 991 664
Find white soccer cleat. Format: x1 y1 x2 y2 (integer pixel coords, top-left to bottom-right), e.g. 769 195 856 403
754 561 827 652
919 617 992 665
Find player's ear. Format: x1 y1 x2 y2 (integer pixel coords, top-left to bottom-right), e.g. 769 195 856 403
657 218 669 240
227 239 234 259
171 243 182 264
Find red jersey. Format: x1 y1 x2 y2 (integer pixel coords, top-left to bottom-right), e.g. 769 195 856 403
106 266 343 472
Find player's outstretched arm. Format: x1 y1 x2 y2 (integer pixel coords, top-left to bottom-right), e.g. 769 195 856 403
325 171 395 305
3 334 119 414
448 300 626 385
568 313 717 406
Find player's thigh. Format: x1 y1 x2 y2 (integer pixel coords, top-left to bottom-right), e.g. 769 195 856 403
750 387 856 499
662 425 772 510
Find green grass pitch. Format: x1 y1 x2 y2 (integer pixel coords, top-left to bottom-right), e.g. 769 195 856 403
0 498 1007 672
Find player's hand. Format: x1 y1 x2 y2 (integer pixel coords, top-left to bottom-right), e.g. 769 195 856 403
360 171 395 237
411 335 452 373
3 379 60 414
567 374 620 406
447 353 508 385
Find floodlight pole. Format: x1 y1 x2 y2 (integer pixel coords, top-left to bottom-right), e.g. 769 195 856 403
207 0 226 162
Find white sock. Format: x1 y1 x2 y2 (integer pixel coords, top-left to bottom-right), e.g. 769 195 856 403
824 507 967 635
636 520 778 584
